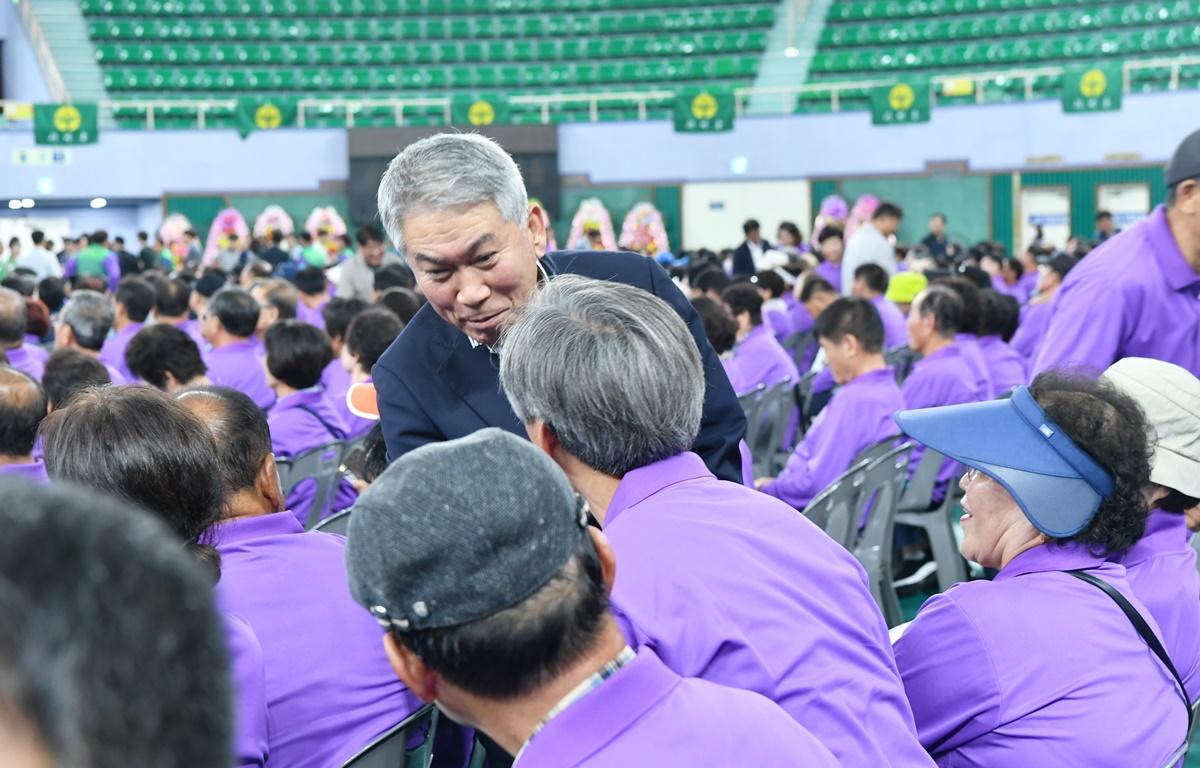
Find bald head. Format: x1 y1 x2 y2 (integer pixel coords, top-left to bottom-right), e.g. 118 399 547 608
0 287 26 347
0 368 47 458
176 386 278 515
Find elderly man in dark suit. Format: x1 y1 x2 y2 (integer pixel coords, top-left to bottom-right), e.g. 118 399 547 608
372 133 746 483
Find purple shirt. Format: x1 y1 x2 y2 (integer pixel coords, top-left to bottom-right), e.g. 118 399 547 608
902 344 985 498
954 333 994 399
170 318 208 351
519 646 838 768
296 299 328 330
1119 508 1200 701
762 295 794 344
872 294 908 350
1034 206 1200 377
895 542 1188 767
0 460 48 483
724 324 799 396
607 452 928 766
991 274 1030 304
222 613 269 768
1010 299 1052 364
815 258 843 293
101 360 127 385
204 339 276 411
763 367 905 511
211 512 420 768
5 345 45 381
977 335 1027 394
268 387 356 524
99 322 144 383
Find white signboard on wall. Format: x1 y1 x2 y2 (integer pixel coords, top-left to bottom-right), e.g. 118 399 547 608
1096 183 1151 230
681 180 812 252
1019 186 1070 253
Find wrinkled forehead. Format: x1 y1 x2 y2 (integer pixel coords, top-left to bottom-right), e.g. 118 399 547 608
402 203 515 263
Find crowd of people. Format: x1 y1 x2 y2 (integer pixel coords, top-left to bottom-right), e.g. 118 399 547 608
0 128 1198 768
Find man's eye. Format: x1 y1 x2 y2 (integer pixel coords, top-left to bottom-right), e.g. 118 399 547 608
476 252 497 264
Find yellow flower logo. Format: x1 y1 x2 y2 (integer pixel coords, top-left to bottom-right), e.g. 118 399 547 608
53 105 82 133
888 84 916 111
468 100 496 126
1079 69 1108 98
691 92 719 120
254 103 283 129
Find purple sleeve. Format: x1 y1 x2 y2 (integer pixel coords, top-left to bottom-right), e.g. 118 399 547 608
105 254 121 292
63 255 78 279
894 593 1002 756
224 615 270 767
761 397 854 509
1032 277 1125 376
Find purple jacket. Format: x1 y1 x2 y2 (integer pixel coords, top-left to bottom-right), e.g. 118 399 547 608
1118 508 1200 701
268 387 357 524
211 512 420 768
169 318 208 351
607 452 929 766
99 322 144 383
977 335 1027 394
517 647 839 768
895 542 1188 767
5 344 45 381
724 324 799 396
763 367 905 510
954 333 994 400
0 460 49 483
204 339 276 411
785 302 819 370
1010 299 1052 364
902 344 985 498
1034 206 1200 377
873 294 909 350
815 259 843 293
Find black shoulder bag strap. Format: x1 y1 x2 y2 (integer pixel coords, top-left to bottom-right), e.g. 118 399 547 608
1068 569 1193 737
297 404 347 442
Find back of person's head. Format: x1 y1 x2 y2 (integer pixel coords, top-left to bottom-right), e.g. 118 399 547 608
690 296 737 355
500 275 703 476
799 275 837 303
292 266 328 297
720 283 764 327
3 275 35 297
742 218 760 236
30 230 45 246
60 290 114 351
137 229 148 242
41 386 223 561
88 230 107 246
874 202 903 221
0 287 26 346
377 287 424 324
270 230 284 246
25 299 51 342
41 349 111 410
37 277 66 315
691 267 729 297
125 325 207 390
374 263 416 292
74 275 108 294
356 224 385 247
156 277 193 318
954 264 992 291
980 290 1021 341
176 386 273 510
242 259 273 283
299 231 313 245
854 263 890 295
115 277 155 323
255 278 298 321
323 297 369 342
752 270 786 299
814 297 885 354
194 270 227 300
1000 256 1024 280
935 276 984 334
0 368 47 458
0 480 232 768
264 320 333 389
916 284 963 337
207 287 259 338
346 308 403 371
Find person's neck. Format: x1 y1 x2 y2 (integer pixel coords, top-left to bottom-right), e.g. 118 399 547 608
735 322 758 342
273 381 301 399
557 455 622 526
351 365 371 384
1166 205 1200 274
998 533 1046 569
0 453 34 467
918 333 954 357
219 491 276 522
210 332 248 350
1 339 21 352
114 315 139 332
157 313 188 324
301 292 326 309
473 621 629 757
848 354 887 381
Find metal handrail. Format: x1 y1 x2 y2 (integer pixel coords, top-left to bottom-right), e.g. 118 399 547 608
16 0 70 102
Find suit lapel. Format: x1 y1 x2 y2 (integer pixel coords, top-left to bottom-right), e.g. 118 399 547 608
433 323 522 434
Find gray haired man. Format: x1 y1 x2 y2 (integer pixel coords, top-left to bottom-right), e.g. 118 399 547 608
54 290 126 383
369 132 746 483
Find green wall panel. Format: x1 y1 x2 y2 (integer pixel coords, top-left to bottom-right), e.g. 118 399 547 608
811 179 839 211
838 175 992 246
163 196 227 246
1019 166 1165 239
990 173 1014 253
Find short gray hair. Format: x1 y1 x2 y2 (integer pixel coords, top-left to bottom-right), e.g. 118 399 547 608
377 133 528 258
61 290 114 352
499 275 704 477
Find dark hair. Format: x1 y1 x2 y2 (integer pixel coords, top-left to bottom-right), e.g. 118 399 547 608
115 277 156 323
208 287 260 339
88 231 107 246
1160 489 1200 514
176 386 273 507
800 275 837 303
41 386 224 565
691 297 736 355
721 283 764 327
398 536 608 700
692 268 730 297
156 278 193 318
137 229 148 240
742 219 760 236
915 284 963 337
931 212 947 223
194 271 228 299
854 263 890 295
0 287 25 344
0 368 47 456
777 221 802 243
42 349 111 409
292 266 328 297
936 276 983 335
752 270 785 299
374 264 415 292
299 231 313 244
125 325 207 390
814 297 885 353
1096 210 1113 222
31 230 45 245
270 230 284 245
242 260 273 282
954 264 992 291
2 275 35 297
323 297 369 342
185 229 197 238
346 308 403 371
1029 371 1153 556
25 299 51 340
114 237 126 247
255 279 297 321
361 422 388 484
1000 256 1024 280
356 224 385 246
377 287 424 325
980 290 1021 342
874 202 903 220
0 480 232 768
817 225 844 244
264 320 333 389
37 277 66 314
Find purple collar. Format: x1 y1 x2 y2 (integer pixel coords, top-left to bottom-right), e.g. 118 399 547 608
211 338 259 355
272 387 326 413
844 366 896 389
1147 206 1200 293
916 343 962 366
209 511 304 549
995 541 1110 581
1122 508 1187 567
607 452 712 528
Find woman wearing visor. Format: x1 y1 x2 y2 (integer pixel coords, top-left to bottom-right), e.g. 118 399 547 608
892 372 1190 767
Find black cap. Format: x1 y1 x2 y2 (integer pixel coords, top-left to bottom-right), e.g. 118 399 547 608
1166 129 1200 188
1037 251 1080 277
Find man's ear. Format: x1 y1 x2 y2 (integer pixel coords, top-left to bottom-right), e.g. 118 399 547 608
527 203 549 259
384 633 438 703
587 527 617 596
524 419 560 459
258 453 285 512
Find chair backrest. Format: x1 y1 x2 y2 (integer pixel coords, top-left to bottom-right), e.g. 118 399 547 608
339 704 439 768
885 345 919 384
853 444 913 626
895 446 948 513
851 434 902 469
277 440 345 529
737 383 767 452
312 508 351 536
741 380 795 479
802 459 870 551
782 329 816 371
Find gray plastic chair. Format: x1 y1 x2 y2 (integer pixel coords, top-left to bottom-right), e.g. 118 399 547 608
740 379 794 478
312 509 351 536
339 704 439 768
782 329 816 372
277 440 345 530
802 459 871 551
885 345 919 384
894 448 969 591
852 444 913 628
851 434 903 469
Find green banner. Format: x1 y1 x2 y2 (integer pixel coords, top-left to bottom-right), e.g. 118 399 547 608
34 103 99 145
236 97 298 137
870 80 931 126
1062 63 1123 113
451 96 511 126
674 87 735 133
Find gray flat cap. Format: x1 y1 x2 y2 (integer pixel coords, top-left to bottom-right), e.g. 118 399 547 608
1166 128 1200 188
345 427 588 632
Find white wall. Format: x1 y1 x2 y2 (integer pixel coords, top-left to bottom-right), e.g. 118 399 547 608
0 1 52 103
681 180 811 251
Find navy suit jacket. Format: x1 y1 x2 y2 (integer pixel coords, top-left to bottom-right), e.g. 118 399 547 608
732 239 771 278
373 250 747 483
